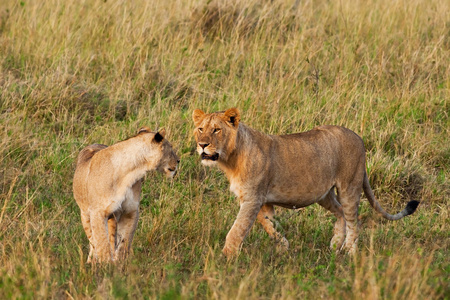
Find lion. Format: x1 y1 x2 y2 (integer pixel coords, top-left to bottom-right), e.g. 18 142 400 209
192 108 419 257
73 127 179 263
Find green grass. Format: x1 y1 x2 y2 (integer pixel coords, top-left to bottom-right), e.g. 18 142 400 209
0 0 448 298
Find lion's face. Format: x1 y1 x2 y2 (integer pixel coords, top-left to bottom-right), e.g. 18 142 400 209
156 139 180 178
139 128 179 178
192 108 240 166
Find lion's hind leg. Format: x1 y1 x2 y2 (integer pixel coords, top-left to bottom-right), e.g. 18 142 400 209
257 204 289 251
337 186 362 255
318 189 346 252
90 212 114 262
80 211 96 263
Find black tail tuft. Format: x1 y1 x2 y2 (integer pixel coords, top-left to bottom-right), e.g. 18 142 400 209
405 200 420 216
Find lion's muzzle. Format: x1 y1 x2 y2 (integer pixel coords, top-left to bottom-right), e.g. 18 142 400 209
201 152 219 161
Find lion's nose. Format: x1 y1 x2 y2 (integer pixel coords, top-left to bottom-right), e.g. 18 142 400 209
199 143 209 149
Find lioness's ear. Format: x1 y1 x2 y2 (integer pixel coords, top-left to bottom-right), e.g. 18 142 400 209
154 128 166 143
158 128 166 138
138 126 151 135
223 108 240 127
192 109 205 127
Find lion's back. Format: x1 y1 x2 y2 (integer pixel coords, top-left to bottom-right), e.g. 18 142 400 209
268 125 366 188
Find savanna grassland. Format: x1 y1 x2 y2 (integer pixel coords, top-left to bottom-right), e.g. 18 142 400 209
0 0 448 298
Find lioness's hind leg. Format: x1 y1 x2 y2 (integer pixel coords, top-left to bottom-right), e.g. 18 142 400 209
338 189 361 254
257 204 289 250
318 189 346 251
90 213 113 262
80 212 95 263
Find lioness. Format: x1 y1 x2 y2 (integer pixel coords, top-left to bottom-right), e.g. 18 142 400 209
73 127 179 263
192 108 419 256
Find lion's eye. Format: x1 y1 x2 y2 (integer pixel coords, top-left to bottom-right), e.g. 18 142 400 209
213 128 221 134
198 128 203 133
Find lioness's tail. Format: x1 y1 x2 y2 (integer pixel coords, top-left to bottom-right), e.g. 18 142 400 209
363 172 419 221
76 144 108 166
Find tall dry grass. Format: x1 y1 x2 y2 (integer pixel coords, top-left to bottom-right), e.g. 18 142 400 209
0 0 448 298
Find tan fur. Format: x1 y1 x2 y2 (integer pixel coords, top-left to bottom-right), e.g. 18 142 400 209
192 108 419 257
73 127 179 263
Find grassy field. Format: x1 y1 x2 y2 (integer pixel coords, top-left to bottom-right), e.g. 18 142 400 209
0 0 448 298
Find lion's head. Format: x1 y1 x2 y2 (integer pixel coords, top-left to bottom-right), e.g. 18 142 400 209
192 108 240 166
137 127 180 177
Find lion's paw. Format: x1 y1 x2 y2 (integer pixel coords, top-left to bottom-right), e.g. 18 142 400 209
275 237 289 252
330 235 345 252
222 244 239 258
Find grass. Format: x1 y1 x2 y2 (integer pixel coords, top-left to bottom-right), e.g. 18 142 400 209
0 0 448 298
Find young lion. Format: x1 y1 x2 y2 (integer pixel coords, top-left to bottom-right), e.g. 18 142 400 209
73 127 179 263
192 108 419 257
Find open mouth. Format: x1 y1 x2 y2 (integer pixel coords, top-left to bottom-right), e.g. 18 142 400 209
201 152 219 161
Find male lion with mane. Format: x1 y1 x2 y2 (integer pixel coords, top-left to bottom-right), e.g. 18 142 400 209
73 127 179 263
192 108 419 257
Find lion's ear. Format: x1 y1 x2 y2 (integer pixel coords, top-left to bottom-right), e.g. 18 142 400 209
192 109 205 127
159 128 166 138
223 108 240 127
138 126 151 135
154 129 165 143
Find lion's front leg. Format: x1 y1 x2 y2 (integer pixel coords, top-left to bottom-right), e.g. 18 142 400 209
257 204 289 251
223 201 261 257
115 210 139 260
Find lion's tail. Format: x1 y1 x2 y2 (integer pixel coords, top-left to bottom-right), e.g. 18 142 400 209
76 144 108 166
363 171 419 221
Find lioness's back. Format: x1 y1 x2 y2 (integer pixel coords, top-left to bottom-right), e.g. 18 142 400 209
274 125 365 160
278 125 362 142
